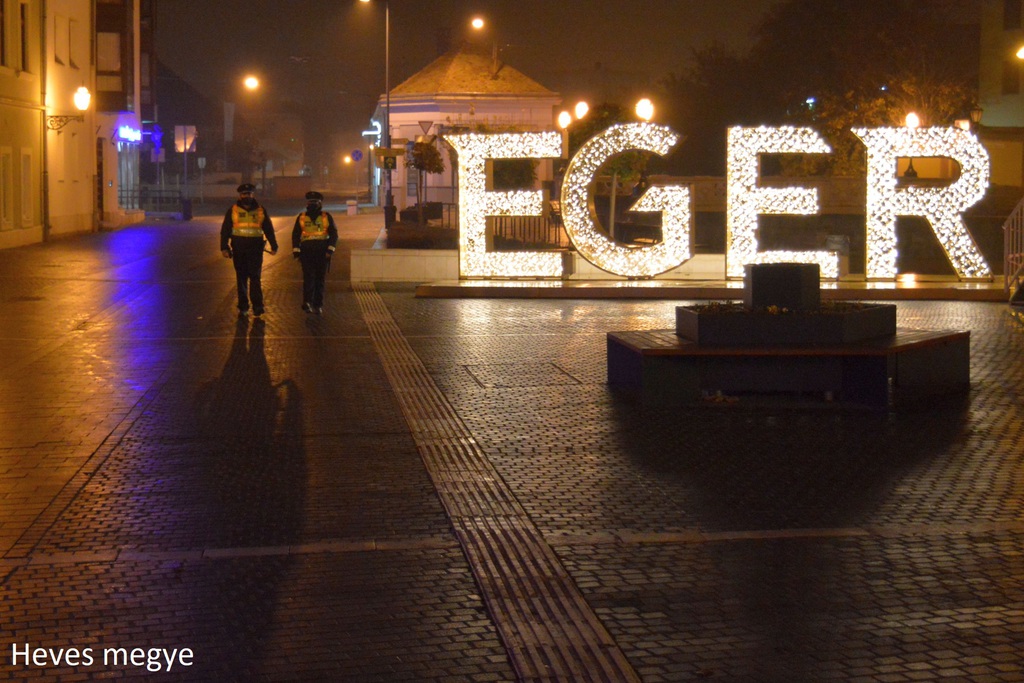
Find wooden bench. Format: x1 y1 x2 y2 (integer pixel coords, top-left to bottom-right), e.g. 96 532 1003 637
607 328 970 409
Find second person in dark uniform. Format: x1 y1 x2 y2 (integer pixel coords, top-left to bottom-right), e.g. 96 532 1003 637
291 191 338 314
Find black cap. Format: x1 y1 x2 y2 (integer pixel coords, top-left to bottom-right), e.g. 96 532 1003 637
305 191 324 202
237 183 256 193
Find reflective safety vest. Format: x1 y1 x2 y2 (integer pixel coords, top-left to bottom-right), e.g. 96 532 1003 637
299 213 329 241
231 205 265 237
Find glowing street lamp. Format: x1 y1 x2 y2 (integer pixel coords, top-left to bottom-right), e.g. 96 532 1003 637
471 16 484 30
635 98 654 122
574 101 589 120
223 75 264 171
73 86 91 112
47 86 91 131
557 110 572 157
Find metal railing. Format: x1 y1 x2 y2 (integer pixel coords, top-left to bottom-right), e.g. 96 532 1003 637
490 213 571 249
401 200 571 249
1004 195 1024 301
127 188 192 217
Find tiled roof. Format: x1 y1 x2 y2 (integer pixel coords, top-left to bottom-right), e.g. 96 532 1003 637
391 43 557 97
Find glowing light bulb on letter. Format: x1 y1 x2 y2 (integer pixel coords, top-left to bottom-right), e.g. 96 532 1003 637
443 132 563 278
725 126 837 278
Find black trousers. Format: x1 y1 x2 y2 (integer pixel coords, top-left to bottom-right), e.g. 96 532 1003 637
230 239 265 313
300 241 330 308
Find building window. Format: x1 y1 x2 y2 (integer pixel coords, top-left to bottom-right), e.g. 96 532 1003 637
0 3 7 68
54 14 68 66
407 168 418 200
19 1 29 72
0 150 12 229
95 139 104 215
97 31 121 91
117 142 139 210
69 19 82 69
63 132 80 184
96 0 135 112
20 151 32 226
140 53 150 105
1003 59 1021 95
1007 0 1023 30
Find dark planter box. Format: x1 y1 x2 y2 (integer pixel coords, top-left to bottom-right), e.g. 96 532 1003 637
744 263 821 311
399 202 443 223
676 303 897 347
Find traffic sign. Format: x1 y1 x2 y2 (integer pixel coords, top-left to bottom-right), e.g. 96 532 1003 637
352 149 363 162
382 156 397 170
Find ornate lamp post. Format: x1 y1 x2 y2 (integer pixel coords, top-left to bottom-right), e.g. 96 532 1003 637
47 86 91 131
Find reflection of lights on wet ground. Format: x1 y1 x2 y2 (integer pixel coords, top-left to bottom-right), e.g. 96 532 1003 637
102 227 176 393
1007 307 1024 330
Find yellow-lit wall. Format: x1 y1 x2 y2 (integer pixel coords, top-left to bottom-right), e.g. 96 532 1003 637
0 0 45 250
46 0 96 238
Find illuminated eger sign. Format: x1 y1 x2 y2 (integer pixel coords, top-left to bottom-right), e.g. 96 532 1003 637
443 123 991 280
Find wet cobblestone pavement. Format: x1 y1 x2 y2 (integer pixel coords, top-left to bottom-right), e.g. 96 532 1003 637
1 212 1023 680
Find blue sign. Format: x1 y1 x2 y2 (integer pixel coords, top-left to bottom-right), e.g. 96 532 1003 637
117 125 143 143
352 149 363 162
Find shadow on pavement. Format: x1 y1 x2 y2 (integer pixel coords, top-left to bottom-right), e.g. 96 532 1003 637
604 394 971 679
186 315 308 678
608 395 970 531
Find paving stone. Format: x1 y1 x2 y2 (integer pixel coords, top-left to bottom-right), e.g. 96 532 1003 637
1 217 1023 680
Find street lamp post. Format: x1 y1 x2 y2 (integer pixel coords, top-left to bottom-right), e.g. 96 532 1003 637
223 75 261 173
557 110 572 158
385 0 393 228
361 0 393 228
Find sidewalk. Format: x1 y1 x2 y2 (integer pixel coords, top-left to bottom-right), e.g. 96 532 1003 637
0 214 1023 681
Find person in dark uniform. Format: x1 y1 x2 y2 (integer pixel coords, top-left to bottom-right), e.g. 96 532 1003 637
221 183 278 318
291 191 338 314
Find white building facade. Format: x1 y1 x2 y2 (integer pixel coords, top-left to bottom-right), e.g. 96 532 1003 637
369 43 562 211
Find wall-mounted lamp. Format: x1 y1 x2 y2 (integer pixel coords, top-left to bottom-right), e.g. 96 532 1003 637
969 106 983 131
47 87 91 131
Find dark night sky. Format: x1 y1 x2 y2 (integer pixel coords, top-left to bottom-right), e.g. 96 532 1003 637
156 0 782 159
